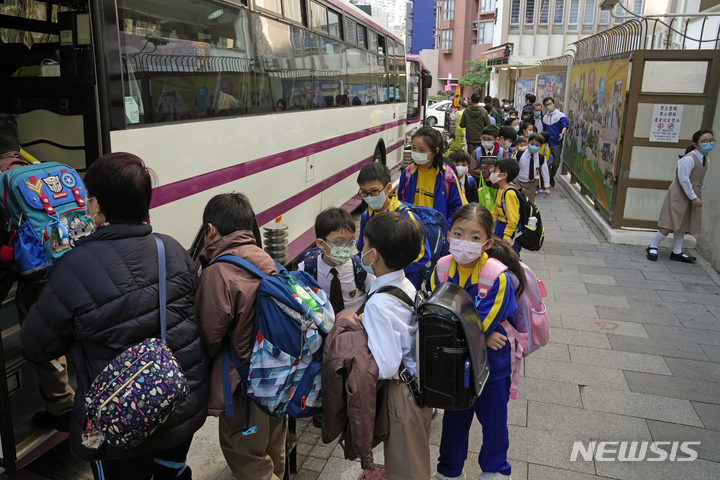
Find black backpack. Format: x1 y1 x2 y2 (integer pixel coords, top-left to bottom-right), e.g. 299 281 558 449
501 187 545 251
370 283 490 410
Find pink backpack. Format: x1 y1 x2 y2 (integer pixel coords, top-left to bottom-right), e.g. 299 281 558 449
435 255 550 400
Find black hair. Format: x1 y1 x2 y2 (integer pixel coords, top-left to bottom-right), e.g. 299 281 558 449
543 97 555 106
507 108 518 116
363 211 422 271
540 131 550 143
484 104 493 114
315 207 355 239
494 158 520 182
449 203 526 295
515 136 528 144
498 126 518 143
528 133 545 144
447 149 470 165
202 192 257 236
682 129 715 157
470 93 482 104
521 121 535 133
0 113 20 155
357 162 391 186
503 117 517 127
84 152 155 225
460 100 469 108
412 126 445 169
525 93 536 104
484 95 493 104
481 125 500 138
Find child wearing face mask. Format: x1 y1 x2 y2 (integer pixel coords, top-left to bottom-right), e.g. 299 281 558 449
399 126 467 231
510 136 527 159
298 207 375 315
513 133 551 204
359 212 431 480
469 126 513 186
356 162 431 289
503 117 520 135
430 203 526 480
490 159 523 255
447 149 479 204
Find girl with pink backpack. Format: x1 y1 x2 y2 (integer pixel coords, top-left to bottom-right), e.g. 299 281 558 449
430 203 527 480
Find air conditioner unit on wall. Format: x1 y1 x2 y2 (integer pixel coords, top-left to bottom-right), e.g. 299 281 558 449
471 21 479 29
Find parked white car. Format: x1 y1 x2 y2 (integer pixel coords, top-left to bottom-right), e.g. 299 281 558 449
425 100 453 128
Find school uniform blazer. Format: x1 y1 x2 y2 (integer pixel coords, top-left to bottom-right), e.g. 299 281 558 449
431 253 518 382
398 164 467 230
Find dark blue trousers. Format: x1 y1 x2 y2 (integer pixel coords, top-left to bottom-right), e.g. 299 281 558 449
436 377 512 477
494 221 521 255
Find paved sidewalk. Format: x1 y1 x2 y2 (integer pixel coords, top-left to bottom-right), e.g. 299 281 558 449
18 186 720 480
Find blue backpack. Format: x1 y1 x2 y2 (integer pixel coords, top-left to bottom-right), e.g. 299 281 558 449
0 162 93 280
212 255 334 420
362 202 447 284
300 247 368 294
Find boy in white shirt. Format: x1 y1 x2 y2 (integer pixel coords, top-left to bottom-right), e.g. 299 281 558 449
359 211 431 480
513 132 552 204
298 207 375 314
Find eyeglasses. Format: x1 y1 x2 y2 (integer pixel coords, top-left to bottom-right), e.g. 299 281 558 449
357 188 385 198
700 140 716 146
449 231 487 243
323 239 357 248
85 196 95 203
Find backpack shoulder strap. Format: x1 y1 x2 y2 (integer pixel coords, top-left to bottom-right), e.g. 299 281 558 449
373 285 413 311
443 165 455 198
500 186 521 216
497 147 505 159
435 254 453 284
213 255 268 279
402 164 413 199
477 257 508 297
301 248 321 279
351 256 368 292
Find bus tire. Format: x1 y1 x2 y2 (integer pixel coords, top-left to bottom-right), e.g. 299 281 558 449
373 144 386 165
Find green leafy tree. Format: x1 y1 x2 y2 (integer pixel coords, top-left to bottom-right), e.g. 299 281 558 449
458 60 491 92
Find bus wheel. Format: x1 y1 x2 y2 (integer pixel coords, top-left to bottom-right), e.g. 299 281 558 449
373 145 385 165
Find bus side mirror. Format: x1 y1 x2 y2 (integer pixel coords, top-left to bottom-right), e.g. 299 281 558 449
421 69 433 90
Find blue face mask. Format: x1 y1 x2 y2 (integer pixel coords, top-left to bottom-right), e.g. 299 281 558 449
528 145 541 154
361 248 376 275
514 125 520 132
700 142 715 154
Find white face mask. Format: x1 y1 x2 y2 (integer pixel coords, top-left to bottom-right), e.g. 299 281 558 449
456 165 468 177
323 241 356 266
482 140 495 151
411 151 432 165
489 172 505 184
449 238 488 265
518 146 528 152
503 141 512 149
364 191 387 211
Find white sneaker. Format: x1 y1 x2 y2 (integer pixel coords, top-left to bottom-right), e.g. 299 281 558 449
432 472 467 480
477 473 511 480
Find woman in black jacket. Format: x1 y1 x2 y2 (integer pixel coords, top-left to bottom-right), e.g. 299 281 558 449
20 153 209 480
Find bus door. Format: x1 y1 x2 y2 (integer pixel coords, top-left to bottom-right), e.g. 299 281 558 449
0 1 101 475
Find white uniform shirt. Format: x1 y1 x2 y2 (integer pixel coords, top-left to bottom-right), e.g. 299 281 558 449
363 270 418 379
534 116 544 133
298 255 375 313
677 150 708 201
516 149 551 186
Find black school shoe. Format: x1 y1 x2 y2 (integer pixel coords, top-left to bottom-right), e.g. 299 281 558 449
670 252 696 263
31 409 72 432
646 246 658 261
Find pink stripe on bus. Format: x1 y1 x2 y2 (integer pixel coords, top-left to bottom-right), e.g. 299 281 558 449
256 139 403 227
150 119 404 209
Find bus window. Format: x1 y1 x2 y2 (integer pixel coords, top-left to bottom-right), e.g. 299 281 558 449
117 0 255 125
407 61 420 119
368 31 378 53
282 0 304 24
316 35 343 108
327 9 342 39
255 0 282 16
371 54 386 104
310 1 328 34
345 47 371 106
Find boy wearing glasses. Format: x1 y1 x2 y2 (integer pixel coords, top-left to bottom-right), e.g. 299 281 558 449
298 207 374 314
356 163 430 289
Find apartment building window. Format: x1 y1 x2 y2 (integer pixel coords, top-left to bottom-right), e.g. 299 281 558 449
480 0 494 13
538 0 550 30
525 0 535 24
632 0 643 15
443 0 455 20
583 0 596 29
510 0 521 29
598 8 610 25
553 0 565 31
478 21 494 44
568 0 580 31
441 29 453 49
613 1 641 23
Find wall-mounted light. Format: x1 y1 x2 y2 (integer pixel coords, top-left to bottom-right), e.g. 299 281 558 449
501 67 509 71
